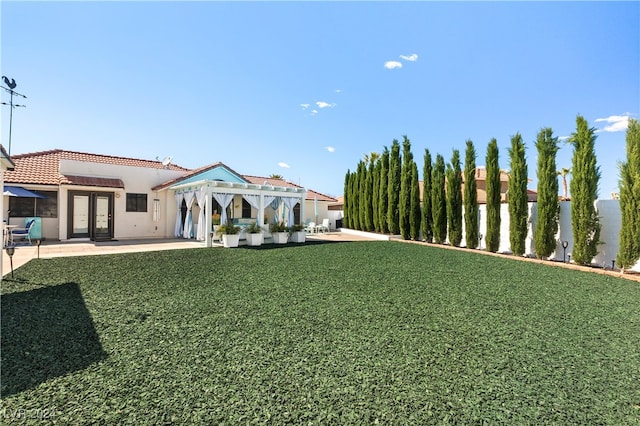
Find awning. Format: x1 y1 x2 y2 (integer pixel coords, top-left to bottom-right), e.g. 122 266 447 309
3 186 46 198
61 175 125 188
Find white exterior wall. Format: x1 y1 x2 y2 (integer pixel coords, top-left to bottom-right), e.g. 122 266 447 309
302 199 331 227
474 199 637 271
59 160 185 240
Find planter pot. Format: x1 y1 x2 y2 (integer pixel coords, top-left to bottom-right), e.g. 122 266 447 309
246 233 263 246
272 232 289 244
290 231 306 243
222 234 240 248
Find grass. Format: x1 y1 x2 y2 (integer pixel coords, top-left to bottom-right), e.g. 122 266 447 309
1 241 639 424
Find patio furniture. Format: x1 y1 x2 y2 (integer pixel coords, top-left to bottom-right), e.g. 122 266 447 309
315 219 330 233
305 221 316 233
10 219 35 245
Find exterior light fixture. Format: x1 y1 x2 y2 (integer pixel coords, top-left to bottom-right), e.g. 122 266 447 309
611 260 616 271
561 241 569 263
567 253 571 264
36 239 41 259
5 245 15 278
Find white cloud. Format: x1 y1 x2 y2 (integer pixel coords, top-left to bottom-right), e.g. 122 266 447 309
278 162 290 169
384 61 403 70
300 103 310 110
595 114 631 132
310 109 318 116
400 53 418 62
558 136 571 141
335 89 342 93
316 101 334 109
326 146 335 153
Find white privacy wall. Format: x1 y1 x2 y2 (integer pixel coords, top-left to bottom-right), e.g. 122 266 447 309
473 200 638 271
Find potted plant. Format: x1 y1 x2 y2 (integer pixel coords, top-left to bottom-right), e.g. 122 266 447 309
245 222 263 246
288 223 306 243
269 221 288 244
217 220 240 248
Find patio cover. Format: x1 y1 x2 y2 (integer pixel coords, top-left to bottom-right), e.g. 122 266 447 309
168 179 306 247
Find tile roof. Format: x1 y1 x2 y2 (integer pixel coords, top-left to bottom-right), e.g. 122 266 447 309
5 149 336 201
243 175 337 202
4 149 189 186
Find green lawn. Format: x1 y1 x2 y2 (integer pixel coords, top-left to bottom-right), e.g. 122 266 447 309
1 241 639 424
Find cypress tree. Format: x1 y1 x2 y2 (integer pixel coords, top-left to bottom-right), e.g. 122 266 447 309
617 119 640 269
410 162 422 240
485 138 501 252
357 160 367 231
422 149 433 242
534 128 560 259
378 147 390 234
570 115 601 265
399 136 413 239
372 157 381 232
464 140 479 248
387 140 401 234
446 150 463 246
432 154 447 244
508 132 528 255
364 156 375 231
343 170 350 228
350 161 361 230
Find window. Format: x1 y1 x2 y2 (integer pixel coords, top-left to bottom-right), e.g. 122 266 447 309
242 199 251 218
8 190 58 218
126 193 147 212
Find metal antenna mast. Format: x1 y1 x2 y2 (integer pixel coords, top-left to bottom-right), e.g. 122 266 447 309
1 76 27 155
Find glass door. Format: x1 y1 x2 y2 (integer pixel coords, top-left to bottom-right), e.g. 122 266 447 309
93 193 113 241
68 191 114 240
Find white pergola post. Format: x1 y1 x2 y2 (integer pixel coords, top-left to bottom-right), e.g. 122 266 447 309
205 185 212 247
300 191 306 224
258 192 265 227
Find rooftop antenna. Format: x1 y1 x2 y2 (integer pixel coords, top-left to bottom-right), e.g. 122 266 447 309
1 76 27 155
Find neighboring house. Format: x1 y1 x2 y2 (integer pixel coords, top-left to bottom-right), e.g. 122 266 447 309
414 167 537 204
3 149 336 244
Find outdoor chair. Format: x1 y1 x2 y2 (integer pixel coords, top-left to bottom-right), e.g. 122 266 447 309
315 219 330 233
305 221 316 233
11 219 35 245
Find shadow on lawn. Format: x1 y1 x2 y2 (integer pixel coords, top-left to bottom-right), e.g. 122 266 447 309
240 239 347 250
1 282 107 397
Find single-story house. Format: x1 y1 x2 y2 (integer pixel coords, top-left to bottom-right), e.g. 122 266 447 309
3 149 337 246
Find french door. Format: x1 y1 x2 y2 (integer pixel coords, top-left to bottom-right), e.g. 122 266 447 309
68 191 114 240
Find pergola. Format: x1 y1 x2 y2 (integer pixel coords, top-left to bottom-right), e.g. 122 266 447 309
168 179 306 247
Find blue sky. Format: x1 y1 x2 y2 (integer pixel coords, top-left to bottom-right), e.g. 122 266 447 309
1 1 638 198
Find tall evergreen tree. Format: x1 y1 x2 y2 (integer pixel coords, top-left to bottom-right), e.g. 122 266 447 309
464 140 479 248
378 147 390 234
422 149 433 242
351 161 363 230
534 128 560 259
364 154 377 231
485 138 501 252
446 150 463 246
387 140 401 234
617 119 640 269
343 170 351 228
399 136 413 239
570 115 601 265
358 160 368 230
508 133 528 255
410 162 422 240
431 154 447 244
372 157 381 232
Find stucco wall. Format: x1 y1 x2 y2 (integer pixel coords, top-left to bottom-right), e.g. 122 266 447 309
59 160 184 240
474 200 637 271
